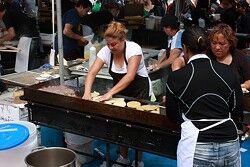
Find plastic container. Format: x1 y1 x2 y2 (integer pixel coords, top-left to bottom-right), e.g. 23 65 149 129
64 133 94 165
89 45 96 68
0 121 38 167
145 16 155 30
198 18 205 28
40 126 65 147
82 25 93 37
154 16 162 31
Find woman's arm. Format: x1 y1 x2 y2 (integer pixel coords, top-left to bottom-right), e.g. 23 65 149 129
237 50 250 90
99 55 141 101
241 80 250 90
171 56 186 71
157 48 182 70
63 23 88 45
82 57 104 100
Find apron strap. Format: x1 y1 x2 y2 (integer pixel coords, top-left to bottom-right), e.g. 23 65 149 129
182 113 233 132
199 118 232 132
109 41 127 72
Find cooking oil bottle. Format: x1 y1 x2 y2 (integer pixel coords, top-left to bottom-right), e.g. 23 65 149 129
89 45 96 68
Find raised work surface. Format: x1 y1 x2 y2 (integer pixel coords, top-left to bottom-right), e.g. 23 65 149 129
23 79 179 131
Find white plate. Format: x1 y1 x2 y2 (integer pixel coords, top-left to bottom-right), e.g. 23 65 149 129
40 73 51 78
35 77 48 81
51 74 60 79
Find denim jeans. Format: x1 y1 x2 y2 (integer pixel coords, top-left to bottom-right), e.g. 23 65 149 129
193 139 241 167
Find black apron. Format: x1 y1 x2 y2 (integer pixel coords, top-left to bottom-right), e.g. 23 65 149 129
108 43 150 100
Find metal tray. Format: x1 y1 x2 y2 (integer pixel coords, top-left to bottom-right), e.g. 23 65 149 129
0 71 41 87
22 80 179 131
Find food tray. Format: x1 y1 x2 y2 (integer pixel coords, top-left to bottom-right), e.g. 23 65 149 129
0 71 41 86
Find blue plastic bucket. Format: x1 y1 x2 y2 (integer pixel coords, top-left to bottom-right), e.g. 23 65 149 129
0 121 37 167
40 126 65 147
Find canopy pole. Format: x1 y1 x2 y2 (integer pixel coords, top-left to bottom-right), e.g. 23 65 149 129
56 0 64 85
52 0 55 49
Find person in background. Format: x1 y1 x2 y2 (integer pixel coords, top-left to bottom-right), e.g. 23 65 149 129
236 0 250 49
61 0 75 15
83 21 152 167
173 23 250 91
143 0 154 17
209 0 220 14
166 26 243 167
215 0 237 30
0 0 41 70
208 23 250 90
150 14 183 102
83 1 123 43
55 0 92 61
152 14 183 71
83 1 121 28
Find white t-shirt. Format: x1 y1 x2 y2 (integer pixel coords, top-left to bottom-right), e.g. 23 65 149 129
97 41 149 77
97 40 152 96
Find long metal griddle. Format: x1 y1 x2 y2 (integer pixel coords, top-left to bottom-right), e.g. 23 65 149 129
23 79 180 158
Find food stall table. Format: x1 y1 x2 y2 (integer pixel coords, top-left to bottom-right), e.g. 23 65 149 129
22 79 180 166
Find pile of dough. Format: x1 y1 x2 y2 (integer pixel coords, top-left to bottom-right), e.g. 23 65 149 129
127 101 160 114
104 98 126 107
92 96 101 102
149 107 160 114
127 101 141 109
141 105 158 111
91 91 100 98
89 91 101 102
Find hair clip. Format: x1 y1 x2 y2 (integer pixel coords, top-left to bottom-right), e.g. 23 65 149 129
197 36 202 43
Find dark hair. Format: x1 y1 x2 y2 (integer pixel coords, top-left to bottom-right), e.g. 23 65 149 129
161 14 180 29
182 26 208 54
75 0 92 8
0 1 5 12
237 0 249 9
103 2 120 10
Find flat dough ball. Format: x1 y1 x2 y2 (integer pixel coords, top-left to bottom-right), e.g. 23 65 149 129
91 91 100 98
141 105 159 111
150 110 160 114
127 101 141 108
92 96 101 102
112 101 126 107
104 98 126 107
136 106 144 111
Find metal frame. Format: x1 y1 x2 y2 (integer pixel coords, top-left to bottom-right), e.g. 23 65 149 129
28 102 180 159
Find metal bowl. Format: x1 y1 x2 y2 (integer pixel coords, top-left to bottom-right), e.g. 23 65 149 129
25 147 76 167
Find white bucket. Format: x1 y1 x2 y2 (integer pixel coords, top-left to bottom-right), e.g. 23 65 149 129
0 121 38 167
145 17 155 30
64 132 94 165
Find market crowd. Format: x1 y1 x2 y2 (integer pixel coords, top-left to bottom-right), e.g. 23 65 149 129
0 0 249 167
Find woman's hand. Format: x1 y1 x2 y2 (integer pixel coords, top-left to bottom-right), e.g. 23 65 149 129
82 93 92 100
241 84 247 89
98 92 113 102
79 37 89 46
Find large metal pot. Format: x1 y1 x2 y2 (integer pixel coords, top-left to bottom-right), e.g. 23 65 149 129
25 147 76 167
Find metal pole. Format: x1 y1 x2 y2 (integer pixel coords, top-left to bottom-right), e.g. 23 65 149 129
175 0 181 17
52 0 55 49
56 0 64 85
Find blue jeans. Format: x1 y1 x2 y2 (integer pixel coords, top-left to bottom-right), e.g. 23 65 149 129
193 139 241 167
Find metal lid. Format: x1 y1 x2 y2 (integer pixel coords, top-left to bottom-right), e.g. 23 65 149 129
0 123 29 150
